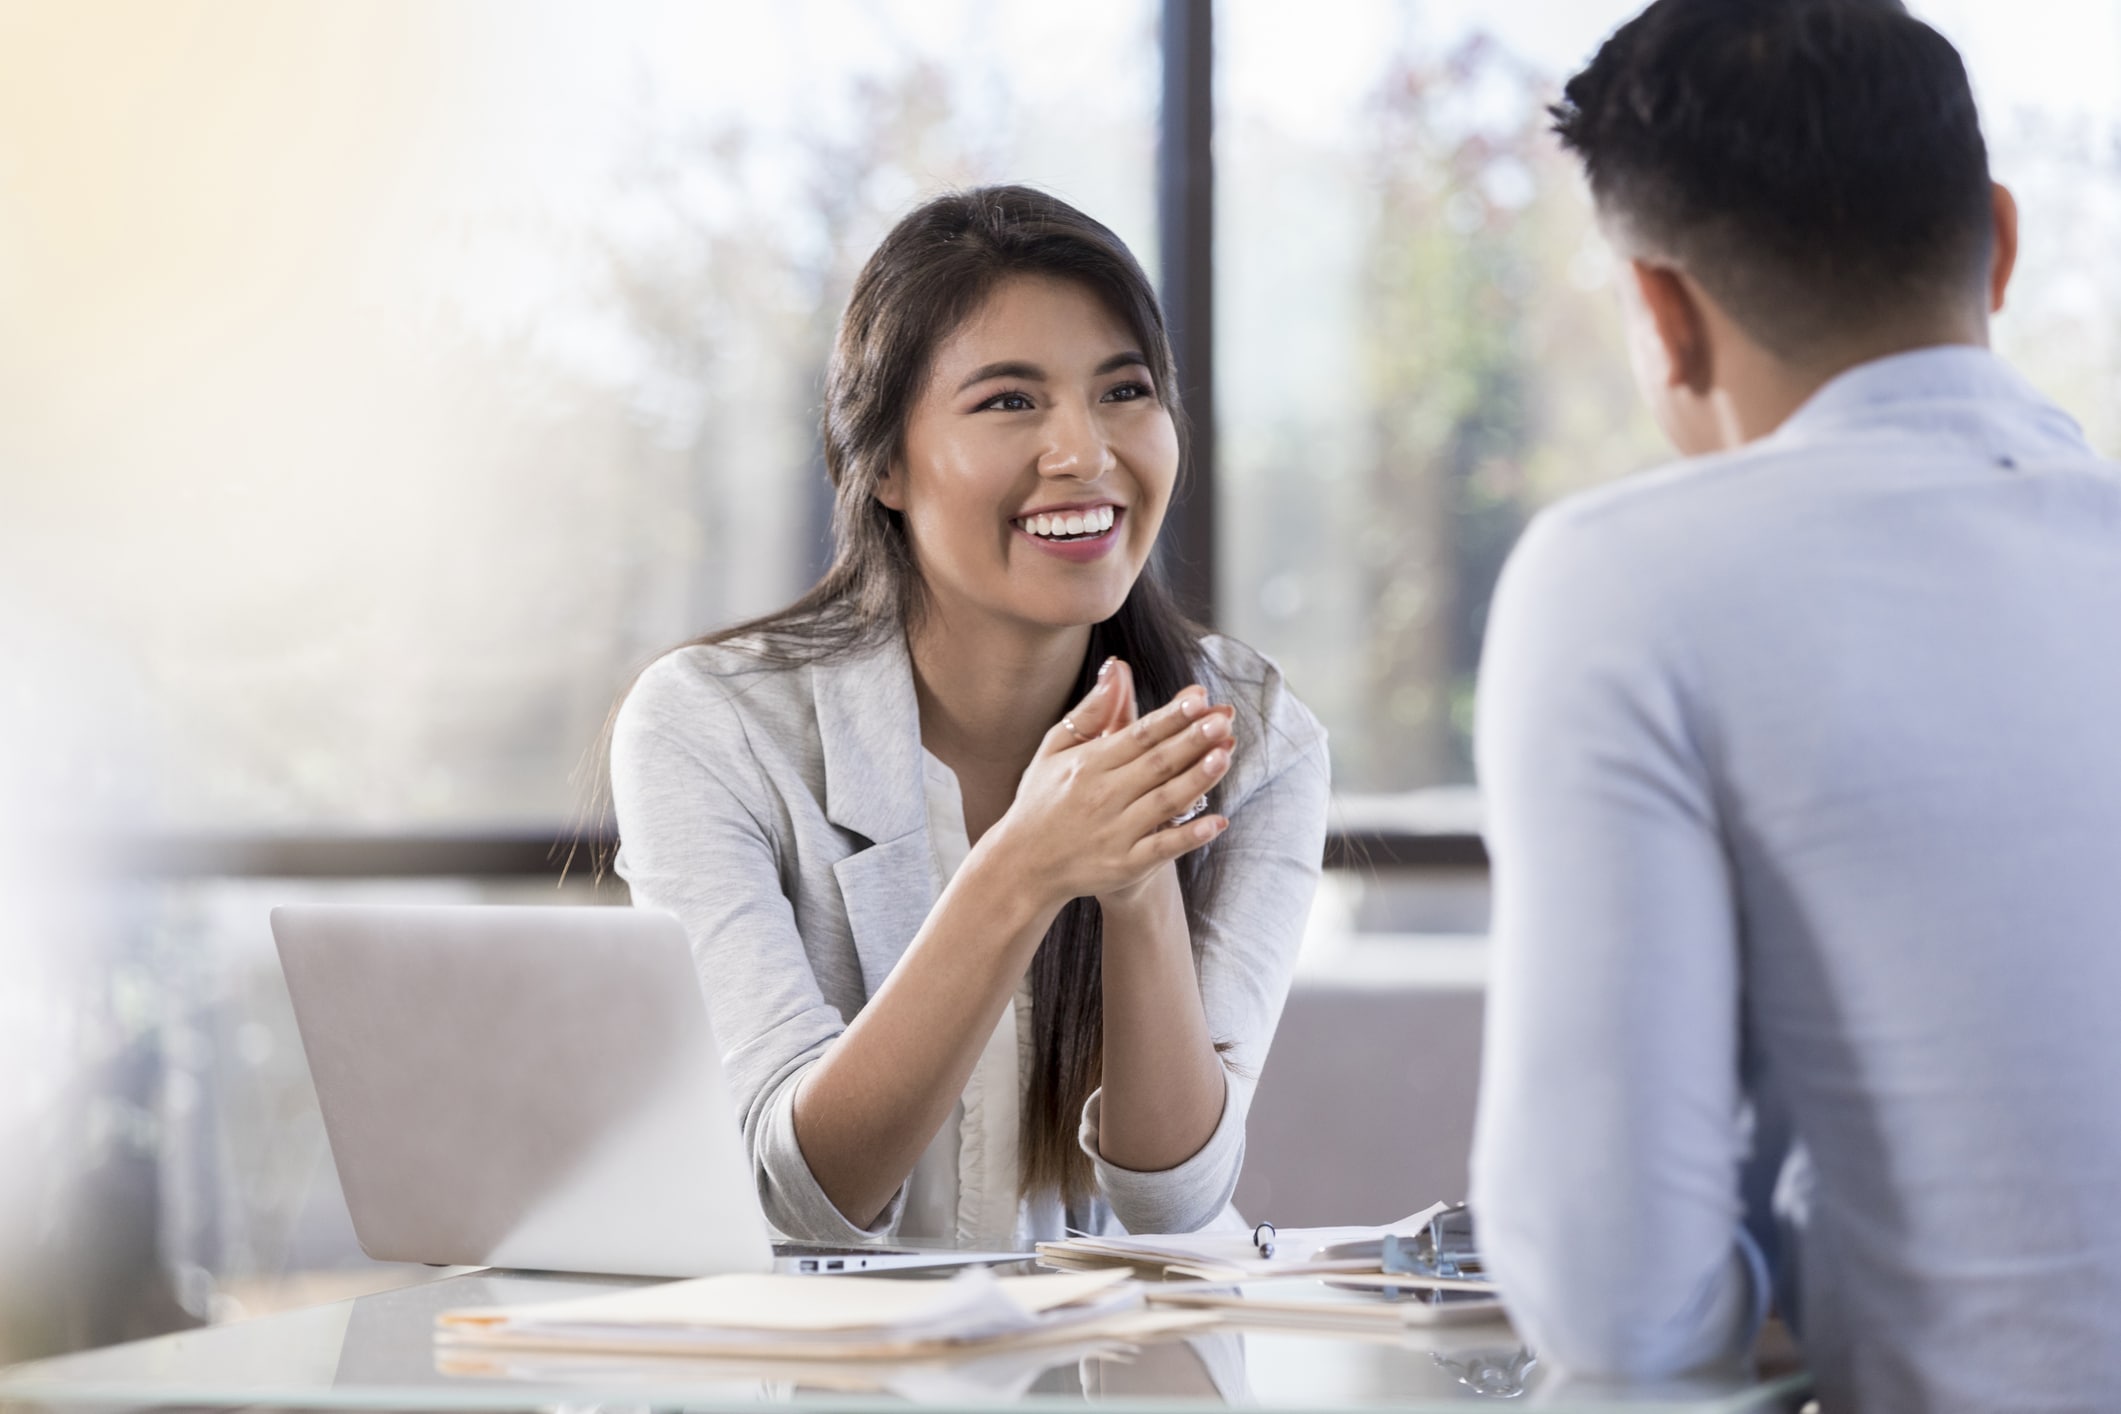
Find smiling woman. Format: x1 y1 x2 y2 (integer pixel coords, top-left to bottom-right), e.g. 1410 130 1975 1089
608 187 1330 1247
884 274 1179 640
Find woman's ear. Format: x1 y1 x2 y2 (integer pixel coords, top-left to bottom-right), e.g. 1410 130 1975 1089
874 459 908 512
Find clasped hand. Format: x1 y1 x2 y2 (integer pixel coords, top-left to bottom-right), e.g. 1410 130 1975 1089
981 658 1235 912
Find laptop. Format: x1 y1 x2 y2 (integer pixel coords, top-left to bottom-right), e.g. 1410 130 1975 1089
272 903 1028 1278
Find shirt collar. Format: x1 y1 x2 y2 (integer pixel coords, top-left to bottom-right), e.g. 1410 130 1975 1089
1769 345 2092 465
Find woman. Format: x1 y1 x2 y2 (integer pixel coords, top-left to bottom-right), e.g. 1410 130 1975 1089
611 186 1327 1247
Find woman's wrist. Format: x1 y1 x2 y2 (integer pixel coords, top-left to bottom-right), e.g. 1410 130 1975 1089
961 819 1070 931
1096 859 1180 922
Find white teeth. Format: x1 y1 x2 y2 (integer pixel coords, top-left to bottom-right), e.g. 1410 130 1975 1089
1016 506 1118 538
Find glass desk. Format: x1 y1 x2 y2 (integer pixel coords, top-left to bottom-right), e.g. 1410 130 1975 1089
0 1269 1811 1413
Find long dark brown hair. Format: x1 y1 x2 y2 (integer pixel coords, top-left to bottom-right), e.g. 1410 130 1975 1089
686 185 1217 1204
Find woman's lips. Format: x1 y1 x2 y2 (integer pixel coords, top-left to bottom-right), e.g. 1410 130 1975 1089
1012 507 1124 563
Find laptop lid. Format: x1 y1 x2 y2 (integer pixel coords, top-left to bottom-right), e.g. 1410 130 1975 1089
272 903 776 1279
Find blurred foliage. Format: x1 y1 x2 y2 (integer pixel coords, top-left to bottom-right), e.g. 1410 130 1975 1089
1350 34 1664 788
584 64 1000 587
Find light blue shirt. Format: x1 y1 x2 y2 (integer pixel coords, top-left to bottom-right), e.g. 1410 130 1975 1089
1470 348 2121 1411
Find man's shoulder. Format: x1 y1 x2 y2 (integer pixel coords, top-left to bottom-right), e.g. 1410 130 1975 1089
1514 430 1894 609
1535 440 1804 544
1490 441 1851 672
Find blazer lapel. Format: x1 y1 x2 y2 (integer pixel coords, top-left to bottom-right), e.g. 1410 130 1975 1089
814 632 937 1001
831 837 936 1001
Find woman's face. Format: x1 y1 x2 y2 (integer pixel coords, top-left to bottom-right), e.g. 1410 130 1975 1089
881 274 1179 636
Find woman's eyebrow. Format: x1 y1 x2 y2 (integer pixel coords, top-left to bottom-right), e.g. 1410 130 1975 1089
957 360 1044 392
954 351 1149 394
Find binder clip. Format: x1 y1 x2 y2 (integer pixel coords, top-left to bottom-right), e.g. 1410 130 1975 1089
1385 1202 1482 1280
1318 1202 1486 1288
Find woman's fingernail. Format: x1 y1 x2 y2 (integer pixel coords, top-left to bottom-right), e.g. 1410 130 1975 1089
1180 692 1205 719
1193 817 1220 842
1199 715 1230 741
1098 657 1117 680
1206 748 1230 773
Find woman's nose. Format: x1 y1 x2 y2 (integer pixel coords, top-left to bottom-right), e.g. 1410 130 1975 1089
1036 399 1115 480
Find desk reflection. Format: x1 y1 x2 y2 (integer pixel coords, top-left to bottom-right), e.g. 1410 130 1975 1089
382 1277 1554 1406
423 1312 1247 1404
1431 1345 1538 1399
1080 1331 1247 1402
0 1268 1800 1411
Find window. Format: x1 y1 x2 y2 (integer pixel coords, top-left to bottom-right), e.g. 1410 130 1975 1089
0 1 1157 832
1219 0 2121 797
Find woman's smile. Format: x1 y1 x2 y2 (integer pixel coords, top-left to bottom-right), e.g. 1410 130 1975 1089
1011 502 1124 562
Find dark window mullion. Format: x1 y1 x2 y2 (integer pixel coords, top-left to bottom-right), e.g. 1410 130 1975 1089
1158 0 1217 627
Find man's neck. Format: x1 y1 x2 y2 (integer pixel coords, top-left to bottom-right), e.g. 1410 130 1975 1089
1707 321 1990 452
906 603 1089 777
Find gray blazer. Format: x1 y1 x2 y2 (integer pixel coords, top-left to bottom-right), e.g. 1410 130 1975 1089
610 628 1329 1242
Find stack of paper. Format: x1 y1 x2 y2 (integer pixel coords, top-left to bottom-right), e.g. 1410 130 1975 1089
1145 1278 1504 1334
435 1267 1210 1362
1036 1203 1455 1281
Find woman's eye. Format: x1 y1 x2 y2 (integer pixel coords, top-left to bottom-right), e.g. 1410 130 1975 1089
1103 382 1151 403
979 390 1035 412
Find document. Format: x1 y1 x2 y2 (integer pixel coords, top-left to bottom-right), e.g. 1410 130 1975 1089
435 1266 1208 1361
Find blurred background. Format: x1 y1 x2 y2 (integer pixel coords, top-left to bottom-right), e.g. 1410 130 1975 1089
2 0 2116 1360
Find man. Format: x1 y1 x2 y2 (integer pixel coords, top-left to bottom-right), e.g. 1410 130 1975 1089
1469 1 2121 1408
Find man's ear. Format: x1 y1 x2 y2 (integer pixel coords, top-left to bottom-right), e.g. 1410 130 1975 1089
874 460 907 512
1988 181 2019 316
1627 259 1713 396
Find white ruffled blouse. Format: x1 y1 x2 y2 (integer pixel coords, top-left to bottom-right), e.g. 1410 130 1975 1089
898 749 1053 1250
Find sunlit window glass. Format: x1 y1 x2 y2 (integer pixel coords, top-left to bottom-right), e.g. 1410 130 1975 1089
0 0 1156 832
1219 0 2121 799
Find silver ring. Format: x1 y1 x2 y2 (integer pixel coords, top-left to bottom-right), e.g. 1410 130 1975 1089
1061 714 1095 742
1166 794 1210 829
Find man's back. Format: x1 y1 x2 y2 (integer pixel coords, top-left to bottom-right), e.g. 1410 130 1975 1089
1471 347 2121 1410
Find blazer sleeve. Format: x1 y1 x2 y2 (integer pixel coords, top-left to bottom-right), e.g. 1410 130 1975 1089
1077 646 1331 1233
610 654 909 1244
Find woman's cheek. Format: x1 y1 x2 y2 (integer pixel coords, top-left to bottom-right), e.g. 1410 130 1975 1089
1127 415 1181 513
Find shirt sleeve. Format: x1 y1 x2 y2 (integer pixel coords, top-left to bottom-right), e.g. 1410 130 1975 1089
1468 509 1769 1377
610 656 907 1244
1079 651 1331 1234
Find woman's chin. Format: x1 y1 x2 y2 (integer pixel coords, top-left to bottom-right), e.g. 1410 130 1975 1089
1009 588 1134 634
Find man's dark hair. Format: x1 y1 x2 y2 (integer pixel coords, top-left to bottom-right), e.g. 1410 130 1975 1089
1552 0 1993 360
